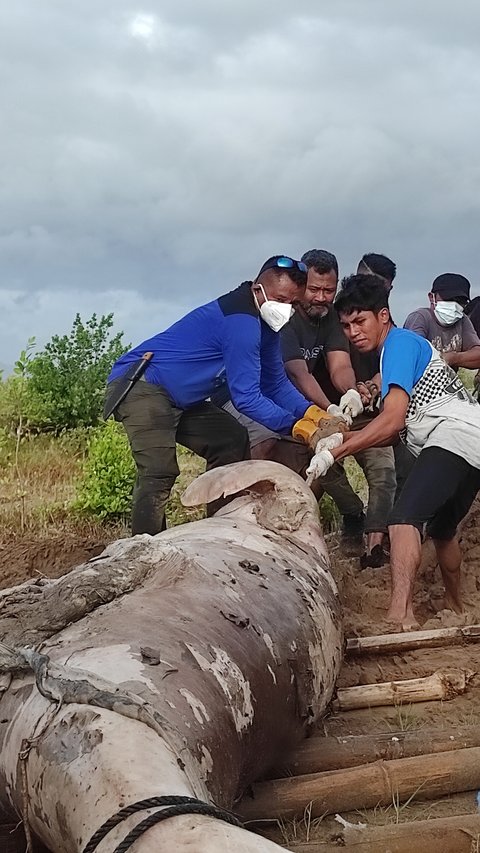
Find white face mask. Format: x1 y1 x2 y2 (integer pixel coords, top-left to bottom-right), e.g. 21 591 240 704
433 300 464 327
254 283 293 332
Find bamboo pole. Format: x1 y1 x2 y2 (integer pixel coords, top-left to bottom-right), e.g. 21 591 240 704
277 725 480 776
239 746 480 822
346 624 480 656
288 813 480 853
332 668 473 711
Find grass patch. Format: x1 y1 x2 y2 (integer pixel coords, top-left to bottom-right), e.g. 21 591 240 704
458 367 476 392
380 704 425 733
0 430 88 536
318 457 367 532
277 803 327 846
0 426 366 538
0 429 205 538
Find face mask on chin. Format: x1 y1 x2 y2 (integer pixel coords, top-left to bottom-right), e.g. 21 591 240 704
433 300 465 327
253 284 293 332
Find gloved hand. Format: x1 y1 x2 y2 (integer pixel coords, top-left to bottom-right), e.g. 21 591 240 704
303 404 333 426
338 388 363 420
312 431 344 455
305 433 343 483
306 449 335 480
327 403 352 427
292 414 348 450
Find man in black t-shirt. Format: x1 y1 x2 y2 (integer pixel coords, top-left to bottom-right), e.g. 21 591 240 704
282 250 396 568
281 280 354 407
216 250 397 566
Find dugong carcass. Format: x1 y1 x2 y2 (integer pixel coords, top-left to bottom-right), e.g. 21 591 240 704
0 461 342 852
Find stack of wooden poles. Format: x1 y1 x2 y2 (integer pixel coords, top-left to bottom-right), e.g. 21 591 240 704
238 625 480 853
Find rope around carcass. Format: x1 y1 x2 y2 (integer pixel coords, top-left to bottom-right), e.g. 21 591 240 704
0 647 243 852
82 795 243 853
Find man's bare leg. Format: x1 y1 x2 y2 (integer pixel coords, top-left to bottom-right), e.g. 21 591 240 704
387 523 422 629
432 536 463 614
366 530 384 552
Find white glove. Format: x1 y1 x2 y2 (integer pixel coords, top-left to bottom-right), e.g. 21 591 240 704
306 449 335 480
313 431 344 455
327 403 352 427
338 388 363 420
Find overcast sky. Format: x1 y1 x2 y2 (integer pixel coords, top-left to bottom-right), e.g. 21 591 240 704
1 1 480 367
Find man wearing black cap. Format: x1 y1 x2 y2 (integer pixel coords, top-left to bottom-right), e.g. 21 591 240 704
105 255 325 535
404 274 480 369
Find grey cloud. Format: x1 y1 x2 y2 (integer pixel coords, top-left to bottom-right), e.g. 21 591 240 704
0 1 480 362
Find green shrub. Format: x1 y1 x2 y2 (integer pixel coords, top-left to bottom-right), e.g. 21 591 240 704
458 367 476 392
74 420 135 519
74 421 206 526
0 374 48 432
318 493 340 532
27 313 128 431
0 339 48 433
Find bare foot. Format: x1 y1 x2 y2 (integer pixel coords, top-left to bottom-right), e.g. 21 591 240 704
386 607 421 632
442 591 464 615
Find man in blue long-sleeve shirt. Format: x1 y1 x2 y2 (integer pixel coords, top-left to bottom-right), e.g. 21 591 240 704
105 256 314 534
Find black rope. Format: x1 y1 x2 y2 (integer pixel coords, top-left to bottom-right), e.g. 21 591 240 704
82 795 242 853
113 802 243 853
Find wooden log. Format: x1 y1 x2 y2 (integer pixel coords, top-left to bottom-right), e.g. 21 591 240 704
346 624 480 656
239 745 480 822
278 725 480 776
288 813 480 853
332 668 473 711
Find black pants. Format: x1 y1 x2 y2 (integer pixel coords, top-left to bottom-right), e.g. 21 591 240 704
393 441 416 502
389 445 480 540
105 379 250 535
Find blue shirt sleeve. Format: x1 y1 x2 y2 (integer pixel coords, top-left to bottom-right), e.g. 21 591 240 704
260 325 311 419
221 314 308 433
381 330 432 399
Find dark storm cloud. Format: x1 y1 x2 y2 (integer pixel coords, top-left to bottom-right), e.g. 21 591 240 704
0 1 480 359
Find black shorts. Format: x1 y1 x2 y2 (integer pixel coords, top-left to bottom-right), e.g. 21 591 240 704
388 446 480 540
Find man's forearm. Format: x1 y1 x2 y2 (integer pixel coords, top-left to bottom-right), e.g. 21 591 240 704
447 348 480 369
331 365 357 394
290 372 331 409
332 412 401 460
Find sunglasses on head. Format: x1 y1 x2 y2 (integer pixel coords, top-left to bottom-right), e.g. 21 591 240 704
261 256 308 274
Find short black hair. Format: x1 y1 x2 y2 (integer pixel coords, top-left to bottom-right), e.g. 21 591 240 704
301 249 339 277
269 266 307 288
359 253 396 283
335 274 390 316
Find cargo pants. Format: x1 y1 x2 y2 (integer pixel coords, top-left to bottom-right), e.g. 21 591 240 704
104 378 250 535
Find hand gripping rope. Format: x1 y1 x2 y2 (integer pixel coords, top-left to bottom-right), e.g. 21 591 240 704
82 795 243 853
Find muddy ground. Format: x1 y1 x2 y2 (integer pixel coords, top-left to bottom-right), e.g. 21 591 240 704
0 535 108 589
2 500 480 851
262 495 480 849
